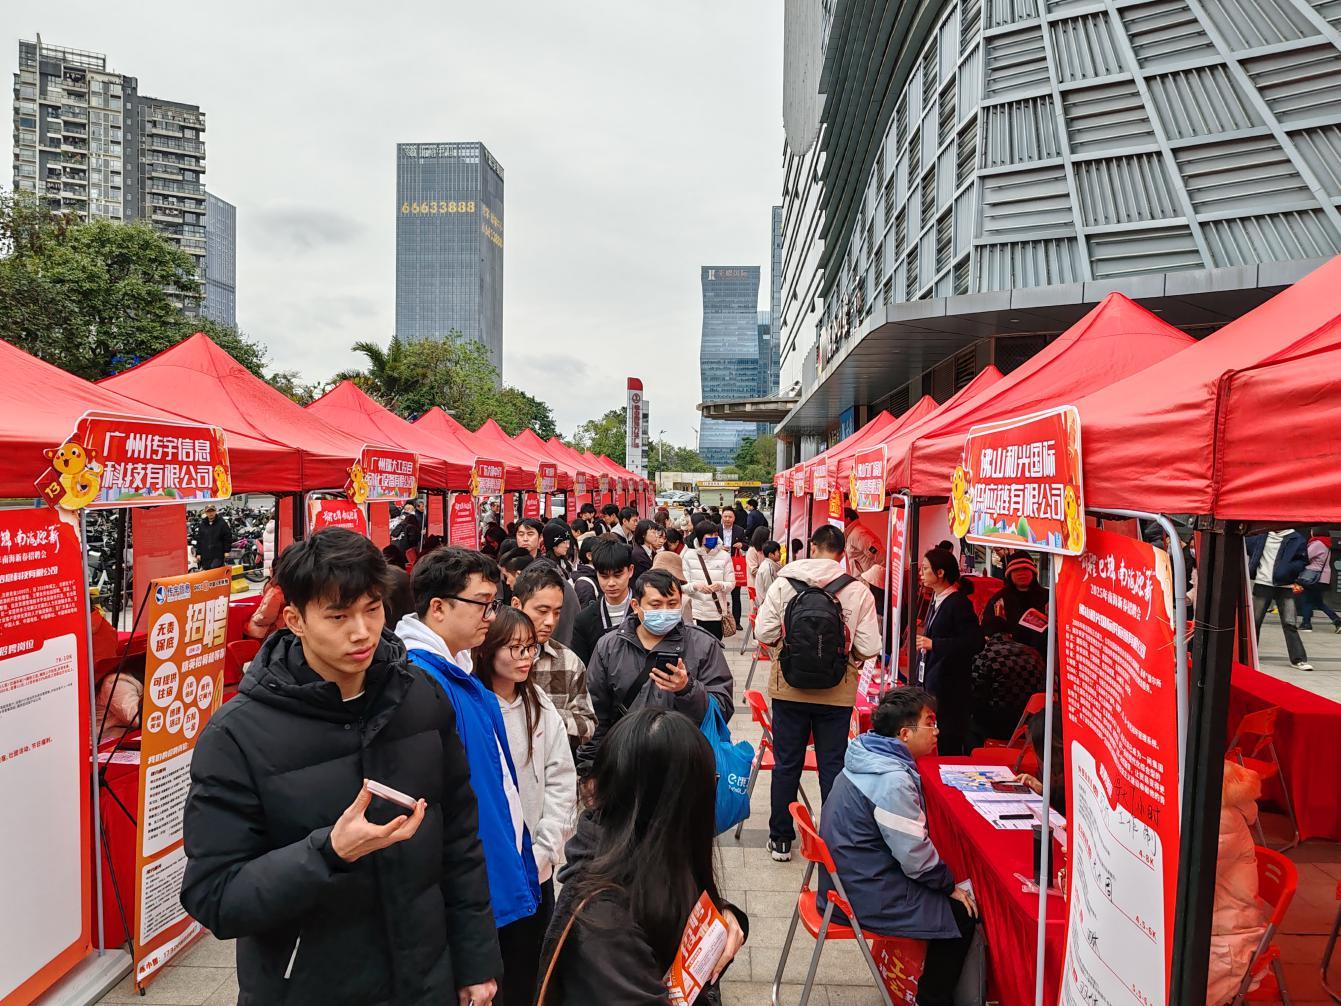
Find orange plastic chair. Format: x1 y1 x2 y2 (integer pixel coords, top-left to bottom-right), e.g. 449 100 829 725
1323 880 1341 1003
736 690 816 840
771 802 907 1006
744 639 770 692
1233 846 1297 1005
1228 706 1299 849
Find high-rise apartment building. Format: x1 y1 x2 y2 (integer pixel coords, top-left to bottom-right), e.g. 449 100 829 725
699 266 764 467
13 39 207 284
395 142 504 375
204 191 236 327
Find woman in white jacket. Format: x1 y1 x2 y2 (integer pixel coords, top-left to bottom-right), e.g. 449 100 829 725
1208 759 1267 1005
474 606 577 1006
683 520 734 639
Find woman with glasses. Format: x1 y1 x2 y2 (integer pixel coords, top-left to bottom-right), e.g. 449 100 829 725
475 607 577 1006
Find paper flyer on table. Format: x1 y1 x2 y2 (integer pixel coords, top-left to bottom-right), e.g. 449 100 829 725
937 764 1017 791
665 892 728 1005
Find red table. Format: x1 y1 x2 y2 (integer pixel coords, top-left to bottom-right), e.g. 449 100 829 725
919 755 1066 1006
1229 661 1341 841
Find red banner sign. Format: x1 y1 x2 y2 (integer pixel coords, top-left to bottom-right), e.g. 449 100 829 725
522 493 541 519
447 494 478 549
574 473 587 495
849 446 887 512
1057 528 1179 1006
35 412 232 512
0 511 92 1005
535 463 558 495
349 445 418 504
953 405 1084 555
598 474 610 495
471 458 505 498
131 508 188 624
307 499 368 536
812 462 829 501
134 567 229 986
792 468 807 498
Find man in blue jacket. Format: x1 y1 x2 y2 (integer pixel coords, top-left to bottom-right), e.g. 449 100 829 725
395 547 542 1003
1248 529 1313 671
818 687 977 1006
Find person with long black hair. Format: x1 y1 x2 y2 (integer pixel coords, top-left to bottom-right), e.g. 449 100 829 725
915 547 984 755
537 708 748 1004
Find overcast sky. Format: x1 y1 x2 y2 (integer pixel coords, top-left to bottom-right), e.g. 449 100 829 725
7 1 784 446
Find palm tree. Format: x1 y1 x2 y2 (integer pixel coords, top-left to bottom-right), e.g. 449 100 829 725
331 336 407 408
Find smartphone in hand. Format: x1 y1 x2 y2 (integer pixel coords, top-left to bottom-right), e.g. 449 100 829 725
366 779 421 811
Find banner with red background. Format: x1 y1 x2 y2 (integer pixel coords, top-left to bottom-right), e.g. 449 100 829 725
535 464 557 495
471 458 505 498
449 495 478 550
850 446 887 512
308 499 368 536
350 446 418 504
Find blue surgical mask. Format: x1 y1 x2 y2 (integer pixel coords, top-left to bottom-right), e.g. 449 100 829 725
640 609 682 635
703 536 720 550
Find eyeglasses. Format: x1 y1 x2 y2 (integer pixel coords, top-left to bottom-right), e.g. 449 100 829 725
446 596 502 618
507 643 539 660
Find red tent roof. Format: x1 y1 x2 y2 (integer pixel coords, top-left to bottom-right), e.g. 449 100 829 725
894 294 1194 495
545 437 599 481
786 409 902 485
0 337 300 496
472 419 573 490
100 333 368 491
411 408 533 491
1076 255 1341 519
512 428 580 489
305 381 470 489
832 382 992 482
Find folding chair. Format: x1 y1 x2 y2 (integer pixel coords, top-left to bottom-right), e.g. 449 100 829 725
744 639 770 692
1231 846 1297 1005
1322 880 1341 1003
771 801 905 1006
739 585 757 654
978 692 1047 751
735 690 815 840
1228 706 1300 849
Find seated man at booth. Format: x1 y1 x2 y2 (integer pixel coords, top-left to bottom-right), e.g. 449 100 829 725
818 687 978 1006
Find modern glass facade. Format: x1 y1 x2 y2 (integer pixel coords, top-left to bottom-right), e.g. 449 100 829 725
204 191 236 327
699 266 764 466
395 142 504 375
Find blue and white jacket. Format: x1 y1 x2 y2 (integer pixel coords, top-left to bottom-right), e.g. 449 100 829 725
817 732 960 939
396 615 541 929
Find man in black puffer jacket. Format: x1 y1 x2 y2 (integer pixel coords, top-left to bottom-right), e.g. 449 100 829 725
181 529 501 1005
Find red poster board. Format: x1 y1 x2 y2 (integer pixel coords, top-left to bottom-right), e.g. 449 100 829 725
307 499 368 536
535 463 557 495
133 568 228 987
850 446 887 512
0 511 92 1006
954 405 1084 555
522 494 541 519
277 500 294 556
35 412 232 512
368 503 391 548
427 494 445 536
449 495 478 549
350 445 418 504
574 473 587 496
1057 528 1179 1006
812 462 829 501
792 468 808 498
131 507 188 629
471 458 505 498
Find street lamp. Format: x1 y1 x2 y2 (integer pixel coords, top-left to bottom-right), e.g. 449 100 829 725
657 429 666 470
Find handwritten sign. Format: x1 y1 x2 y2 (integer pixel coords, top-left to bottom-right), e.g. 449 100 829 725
849 446 887 512
1057 528 1178 1006
470 458 505 498
953 406 1084 555
36 412 231 512
349 446 418 504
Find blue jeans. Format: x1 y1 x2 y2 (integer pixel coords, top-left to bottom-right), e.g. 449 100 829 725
769 699 851 842
1300 583 1341 628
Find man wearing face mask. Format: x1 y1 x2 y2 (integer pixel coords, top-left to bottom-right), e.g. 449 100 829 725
576 569 733 775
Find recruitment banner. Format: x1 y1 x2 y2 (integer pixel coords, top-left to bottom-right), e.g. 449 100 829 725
427 493 445 536
792 468 807 499
449 495 478 550
812 462 829 501
35 412 231 513
522 494 541 519
0 511 92 1006
1057 528 1179 1006
953 405 1084 555
133 568 229 987
574 473 587 496
535 463 558 495
598 474 610 497
308 498 368 536
349 446 418 504
470 458 505 498
850 447 887 512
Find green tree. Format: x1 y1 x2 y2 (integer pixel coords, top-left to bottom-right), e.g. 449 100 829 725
0 189 268 379
491 386 557 439
728 434 777 484
647 438 709 476
268 369 326 405
568 409 626 465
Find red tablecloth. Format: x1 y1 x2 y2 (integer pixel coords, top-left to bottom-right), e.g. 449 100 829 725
919 756 1066 1006
1229 662 1341 841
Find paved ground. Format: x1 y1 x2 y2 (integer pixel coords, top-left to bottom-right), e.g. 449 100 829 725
97 616 1340 1005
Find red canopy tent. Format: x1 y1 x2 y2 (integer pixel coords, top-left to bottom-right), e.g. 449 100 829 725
892 294 1195 496
100 334 378 491
305 381 472 488
411 408 533 491
512 428 582 490
544 437 599 484
472 419 573 491
782 407 908 488
0 338 299 496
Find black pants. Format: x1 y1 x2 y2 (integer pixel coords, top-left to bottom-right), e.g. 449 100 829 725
769 699 851 841
697 619 724 640
918 896 976 1006
498 878 554 1006
729 585 743 623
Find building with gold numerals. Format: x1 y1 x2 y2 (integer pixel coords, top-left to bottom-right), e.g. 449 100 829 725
395 141 504 376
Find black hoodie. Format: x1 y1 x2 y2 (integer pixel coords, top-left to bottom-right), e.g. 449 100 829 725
180 629 501 1005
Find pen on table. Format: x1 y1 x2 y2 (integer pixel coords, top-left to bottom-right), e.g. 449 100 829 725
999 813 1035 820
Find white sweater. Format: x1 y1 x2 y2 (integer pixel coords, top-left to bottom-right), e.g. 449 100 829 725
682 545 735 622
495 689 577 883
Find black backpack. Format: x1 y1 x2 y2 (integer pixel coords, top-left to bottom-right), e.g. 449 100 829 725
779 575 855 690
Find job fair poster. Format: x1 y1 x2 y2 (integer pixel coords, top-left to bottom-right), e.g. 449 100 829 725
132 569 228 986
450 494 479 550
1057 527 1179 1006
0 510 91 1006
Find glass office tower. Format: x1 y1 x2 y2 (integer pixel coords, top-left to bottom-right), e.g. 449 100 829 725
699 266 763 467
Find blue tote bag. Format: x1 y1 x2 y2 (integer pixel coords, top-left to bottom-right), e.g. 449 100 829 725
701 702 754 835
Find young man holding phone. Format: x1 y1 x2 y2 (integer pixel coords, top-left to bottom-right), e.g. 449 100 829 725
577 569 734 774
181 529 501 1005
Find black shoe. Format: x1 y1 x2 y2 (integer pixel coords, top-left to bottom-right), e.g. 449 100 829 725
768 839 792 862
1301 624 1313 631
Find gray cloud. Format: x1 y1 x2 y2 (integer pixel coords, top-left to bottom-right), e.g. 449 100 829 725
251 207 367 254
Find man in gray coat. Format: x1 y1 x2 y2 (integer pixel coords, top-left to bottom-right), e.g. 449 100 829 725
576 568 733 775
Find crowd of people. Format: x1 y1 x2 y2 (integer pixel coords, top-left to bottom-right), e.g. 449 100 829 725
177 495 1273 1005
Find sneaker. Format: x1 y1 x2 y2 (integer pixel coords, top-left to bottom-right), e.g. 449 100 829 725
1301 624 1314 631
1293 661 1315 671
768 839 792 862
